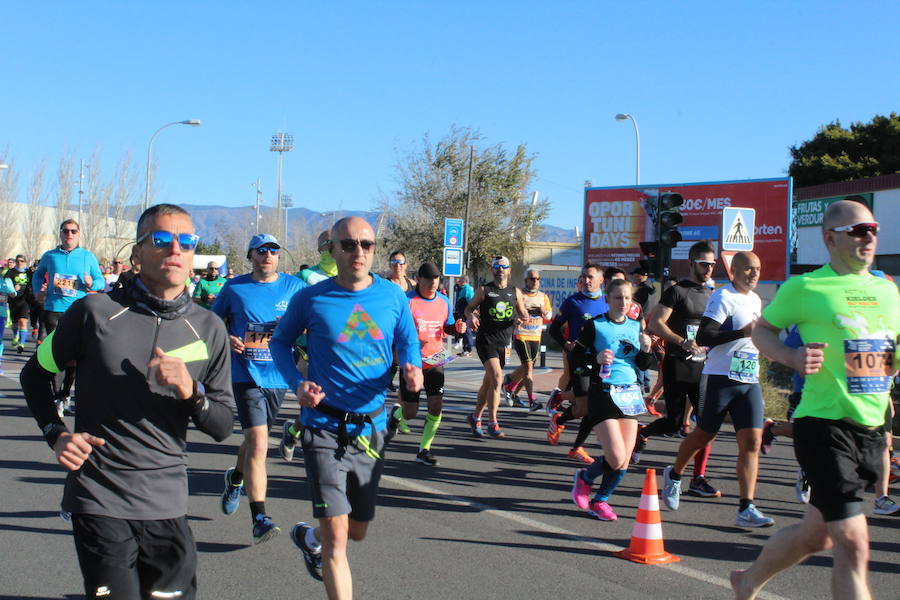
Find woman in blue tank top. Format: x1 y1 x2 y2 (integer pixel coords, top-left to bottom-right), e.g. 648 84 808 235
569 279 654 521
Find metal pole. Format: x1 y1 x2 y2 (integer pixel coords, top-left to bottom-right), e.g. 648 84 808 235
276 152 283 240
255 178 261 234
463 145 474 276
632 117 641 185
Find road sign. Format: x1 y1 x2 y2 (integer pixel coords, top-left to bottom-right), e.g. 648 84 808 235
443 247 463 277
444 218 464 248
721 207 755 251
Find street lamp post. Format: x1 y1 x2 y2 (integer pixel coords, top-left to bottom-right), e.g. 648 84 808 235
615 113 641 185
270 132 294 245
144 119 201 212
282 194 293 243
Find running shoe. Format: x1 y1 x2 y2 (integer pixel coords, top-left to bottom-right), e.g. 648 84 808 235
252 514 281 545
795 470 811 504
16 344 24 354
587 500 617 521
529 400 544 413
547 413 565 445
395 406 411 434
416 449 439 466
280 420 298 461
632 433 647 464
291 522 323 582
760 419 776 455
386 406 399 441
631 451 642 465
735 504 775 528
662 465 681 510
689 476 722 498
467 413 484 438
546 388 563 415
487 423 505 439
11 333 18 346
220 468 244 515
567 447 595 464
571 468 591 509
502 375 514 407
873 495 900 516
644 398 662 417
513 396 529 409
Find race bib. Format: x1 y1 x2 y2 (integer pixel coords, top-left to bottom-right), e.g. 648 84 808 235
609 383 646 416
728 350 759 383
53 273 78 297
844 338 895 394
423 347 456 368
243 322 276 361
505 343 512 361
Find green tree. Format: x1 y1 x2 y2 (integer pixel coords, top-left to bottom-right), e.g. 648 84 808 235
380 126 549 281
788 112 900 187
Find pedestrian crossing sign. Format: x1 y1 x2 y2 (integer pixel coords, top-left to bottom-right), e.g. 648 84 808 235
721 207 755 251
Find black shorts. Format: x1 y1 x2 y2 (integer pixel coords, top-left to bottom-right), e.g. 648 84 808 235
514 339 540 364
9 302 30 321
567 353 590 397
72 513 197 600
793 417 885 522
301 426 386 522
233 382 286 430
587 383 638 422
476 341 508 368
696 374 764 434
400 366 444 403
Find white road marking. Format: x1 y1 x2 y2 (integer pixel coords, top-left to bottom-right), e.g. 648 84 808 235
384 474 791 600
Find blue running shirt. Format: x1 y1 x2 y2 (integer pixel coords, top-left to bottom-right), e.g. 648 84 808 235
587 315 643 386
270 275 421 436
211 273 307 388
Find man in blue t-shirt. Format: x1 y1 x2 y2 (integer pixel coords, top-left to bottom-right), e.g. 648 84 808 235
213 234 306 544
270 217 422 591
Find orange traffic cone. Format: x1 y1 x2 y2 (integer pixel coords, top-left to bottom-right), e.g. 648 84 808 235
615 468 680 565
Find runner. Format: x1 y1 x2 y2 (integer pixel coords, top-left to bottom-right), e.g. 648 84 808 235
193 261 226 308
270 216 422 598
453 275 476 356
32 219 105 411
464 255 528 439
387 262 466 466
5 255 33 355
661 251 774 527
546 263 608 463
503 268 552 411
20 204 234 599
213 234 307 543
570 278 653 520
731 201 898 600
385 250 416 391
637 241 720 498
297 230 338 285
0 273 16 375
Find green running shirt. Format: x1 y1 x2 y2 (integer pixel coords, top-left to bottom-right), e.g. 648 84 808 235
763 264 898 427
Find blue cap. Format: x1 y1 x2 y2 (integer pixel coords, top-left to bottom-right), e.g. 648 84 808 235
247 233 280 252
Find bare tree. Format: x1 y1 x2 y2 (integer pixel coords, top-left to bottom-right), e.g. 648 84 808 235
0 152 22 258
24 160 47 259
83 150 112 260
55 149 76 228
110 151 138 247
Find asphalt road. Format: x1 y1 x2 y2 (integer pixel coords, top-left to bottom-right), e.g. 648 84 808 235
0 340 897 599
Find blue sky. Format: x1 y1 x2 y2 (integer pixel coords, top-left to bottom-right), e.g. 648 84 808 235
3 1 898 229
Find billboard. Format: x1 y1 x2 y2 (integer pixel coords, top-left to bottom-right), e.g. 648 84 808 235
583 177 792 283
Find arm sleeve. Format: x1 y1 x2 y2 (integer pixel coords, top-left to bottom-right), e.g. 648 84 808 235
548 299 570 346
569 319 596 374
635 350 654 370
270 290 308 390
696 316 746 348
189 317 234 442
395 295 423 368
87 256 105 292
19 300 87 447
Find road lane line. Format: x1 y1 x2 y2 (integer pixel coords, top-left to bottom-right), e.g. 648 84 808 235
384 474 791 600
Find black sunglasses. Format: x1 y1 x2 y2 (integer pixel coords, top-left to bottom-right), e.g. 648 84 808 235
337 239 376 253
137 230 200 251
829 222 879 238
60 228 79 234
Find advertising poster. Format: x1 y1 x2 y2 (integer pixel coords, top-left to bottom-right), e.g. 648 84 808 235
583 178 791 283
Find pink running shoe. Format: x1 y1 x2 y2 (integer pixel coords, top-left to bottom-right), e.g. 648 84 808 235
571 469 591 509
587 500 617 521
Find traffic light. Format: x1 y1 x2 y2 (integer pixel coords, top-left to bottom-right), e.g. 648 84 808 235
658 192 684 248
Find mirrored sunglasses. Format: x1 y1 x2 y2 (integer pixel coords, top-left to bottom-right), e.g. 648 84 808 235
137 230 200 251
829 222 879 238
255 247 280 256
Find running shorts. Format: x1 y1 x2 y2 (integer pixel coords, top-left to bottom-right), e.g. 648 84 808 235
696 374 764 434
400 366 444 403
301 426 386 522
72 513 197 600
513 339 540 364
793 416 884 522
587 383 638 422
233 382 286 430
476 341 507 368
